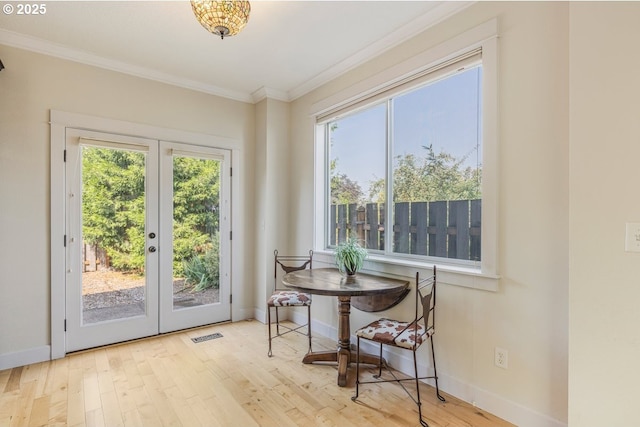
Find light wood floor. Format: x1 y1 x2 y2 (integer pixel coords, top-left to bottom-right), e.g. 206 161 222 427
0 320 514 427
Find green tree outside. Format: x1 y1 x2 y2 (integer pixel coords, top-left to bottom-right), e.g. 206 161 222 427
81 147 221 290
331 144 481 206
369 144 481 203
82 147 147 272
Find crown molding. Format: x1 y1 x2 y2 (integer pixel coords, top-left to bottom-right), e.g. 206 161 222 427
0 28 254 103
251 86 289 104
0 2 474 105
287 1 475 101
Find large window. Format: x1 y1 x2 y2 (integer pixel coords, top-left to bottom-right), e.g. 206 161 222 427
325 64 482 266
314 21 498 287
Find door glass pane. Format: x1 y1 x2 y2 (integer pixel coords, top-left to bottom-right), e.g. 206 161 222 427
81 146 147 324
172 155 221 310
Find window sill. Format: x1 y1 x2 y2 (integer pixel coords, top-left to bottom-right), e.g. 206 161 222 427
313 250 499 292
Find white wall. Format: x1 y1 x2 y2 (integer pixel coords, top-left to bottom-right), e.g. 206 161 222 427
289 3 569 426
569 3 640 426
254 98 293 322
0 45 256 363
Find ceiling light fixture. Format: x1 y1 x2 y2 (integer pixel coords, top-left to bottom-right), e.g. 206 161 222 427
190 0 251 40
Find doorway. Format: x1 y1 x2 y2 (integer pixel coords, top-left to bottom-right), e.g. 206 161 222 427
64 129 231 352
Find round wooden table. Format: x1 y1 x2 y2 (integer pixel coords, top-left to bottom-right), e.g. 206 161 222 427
282 267 410 387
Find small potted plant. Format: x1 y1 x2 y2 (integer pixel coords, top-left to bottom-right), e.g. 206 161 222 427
334 237 368 280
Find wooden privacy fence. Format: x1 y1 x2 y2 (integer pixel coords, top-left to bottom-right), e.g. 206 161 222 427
82 243 109 272
329 199 481 261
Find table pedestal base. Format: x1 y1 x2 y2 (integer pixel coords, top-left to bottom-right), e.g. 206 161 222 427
302 350 382 387
301 296 381 387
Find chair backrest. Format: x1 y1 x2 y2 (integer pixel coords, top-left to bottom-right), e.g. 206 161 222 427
273 249 313 291
415 266 437 335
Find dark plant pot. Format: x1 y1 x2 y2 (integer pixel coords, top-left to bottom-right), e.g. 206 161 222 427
345 268 357 283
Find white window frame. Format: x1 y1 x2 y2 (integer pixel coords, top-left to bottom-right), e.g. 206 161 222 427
311 19 499 291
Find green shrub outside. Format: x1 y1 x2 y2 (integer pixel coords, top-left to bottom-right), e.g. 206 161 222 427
182 233 220 291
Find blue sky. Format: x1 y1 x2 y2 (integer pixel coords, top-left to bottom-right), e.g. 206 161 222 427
330 66 482 197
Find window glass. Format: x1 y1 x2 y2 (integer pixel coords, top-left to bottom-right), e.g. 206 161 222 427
326 66 483 264
328 103 386 250
392 66 482 261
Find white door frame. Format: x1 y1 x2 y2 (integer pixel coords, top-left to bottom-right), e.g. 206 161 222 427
50 110 242 359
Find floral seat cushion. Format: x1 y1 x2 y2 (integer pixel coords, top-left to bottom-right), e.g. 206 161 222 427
268 290 312 307
355 318 433 350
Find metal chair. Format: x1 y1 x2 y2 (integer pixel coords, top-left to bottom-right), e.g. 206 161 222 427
351 267 445 427
267 249 313 357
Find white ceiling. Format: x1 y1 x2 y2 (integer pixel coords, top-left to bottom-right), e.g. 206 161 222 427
0 1 471 103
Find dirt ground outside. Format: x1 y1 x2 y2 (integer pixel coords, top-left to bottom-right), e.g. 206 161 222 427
81 270 219 310
82 270 145 295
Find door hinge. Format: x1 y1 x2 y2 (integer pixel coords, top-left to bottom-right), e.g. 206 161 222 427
64 235 67 247
63 149 66 162
64 319 67 331
230 231 232 240
230 294 232 304
230 167 232 177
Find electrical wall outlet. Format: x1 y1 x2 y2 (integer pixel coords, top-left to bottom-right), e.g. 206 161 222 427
495 347 508 369
625 223 640 253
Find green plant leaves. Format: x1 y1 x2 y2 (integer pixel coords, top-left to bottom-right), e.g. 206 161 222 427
334 238 368 274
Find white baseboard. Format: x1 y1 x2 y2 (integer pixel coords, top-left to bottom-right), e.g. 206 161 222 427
232 306 256 322
289 311 566 427
254 307 266 324
464 380 567 427
0 345 51 370
255 306 314 329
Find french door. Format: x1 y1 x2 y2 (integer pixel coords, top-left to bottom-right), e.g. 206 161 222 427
158 141 231 332
65 129 231 352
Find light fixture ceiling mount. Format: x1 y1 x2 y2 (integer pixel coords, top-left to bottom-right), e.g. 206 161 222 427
190 0 251 40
